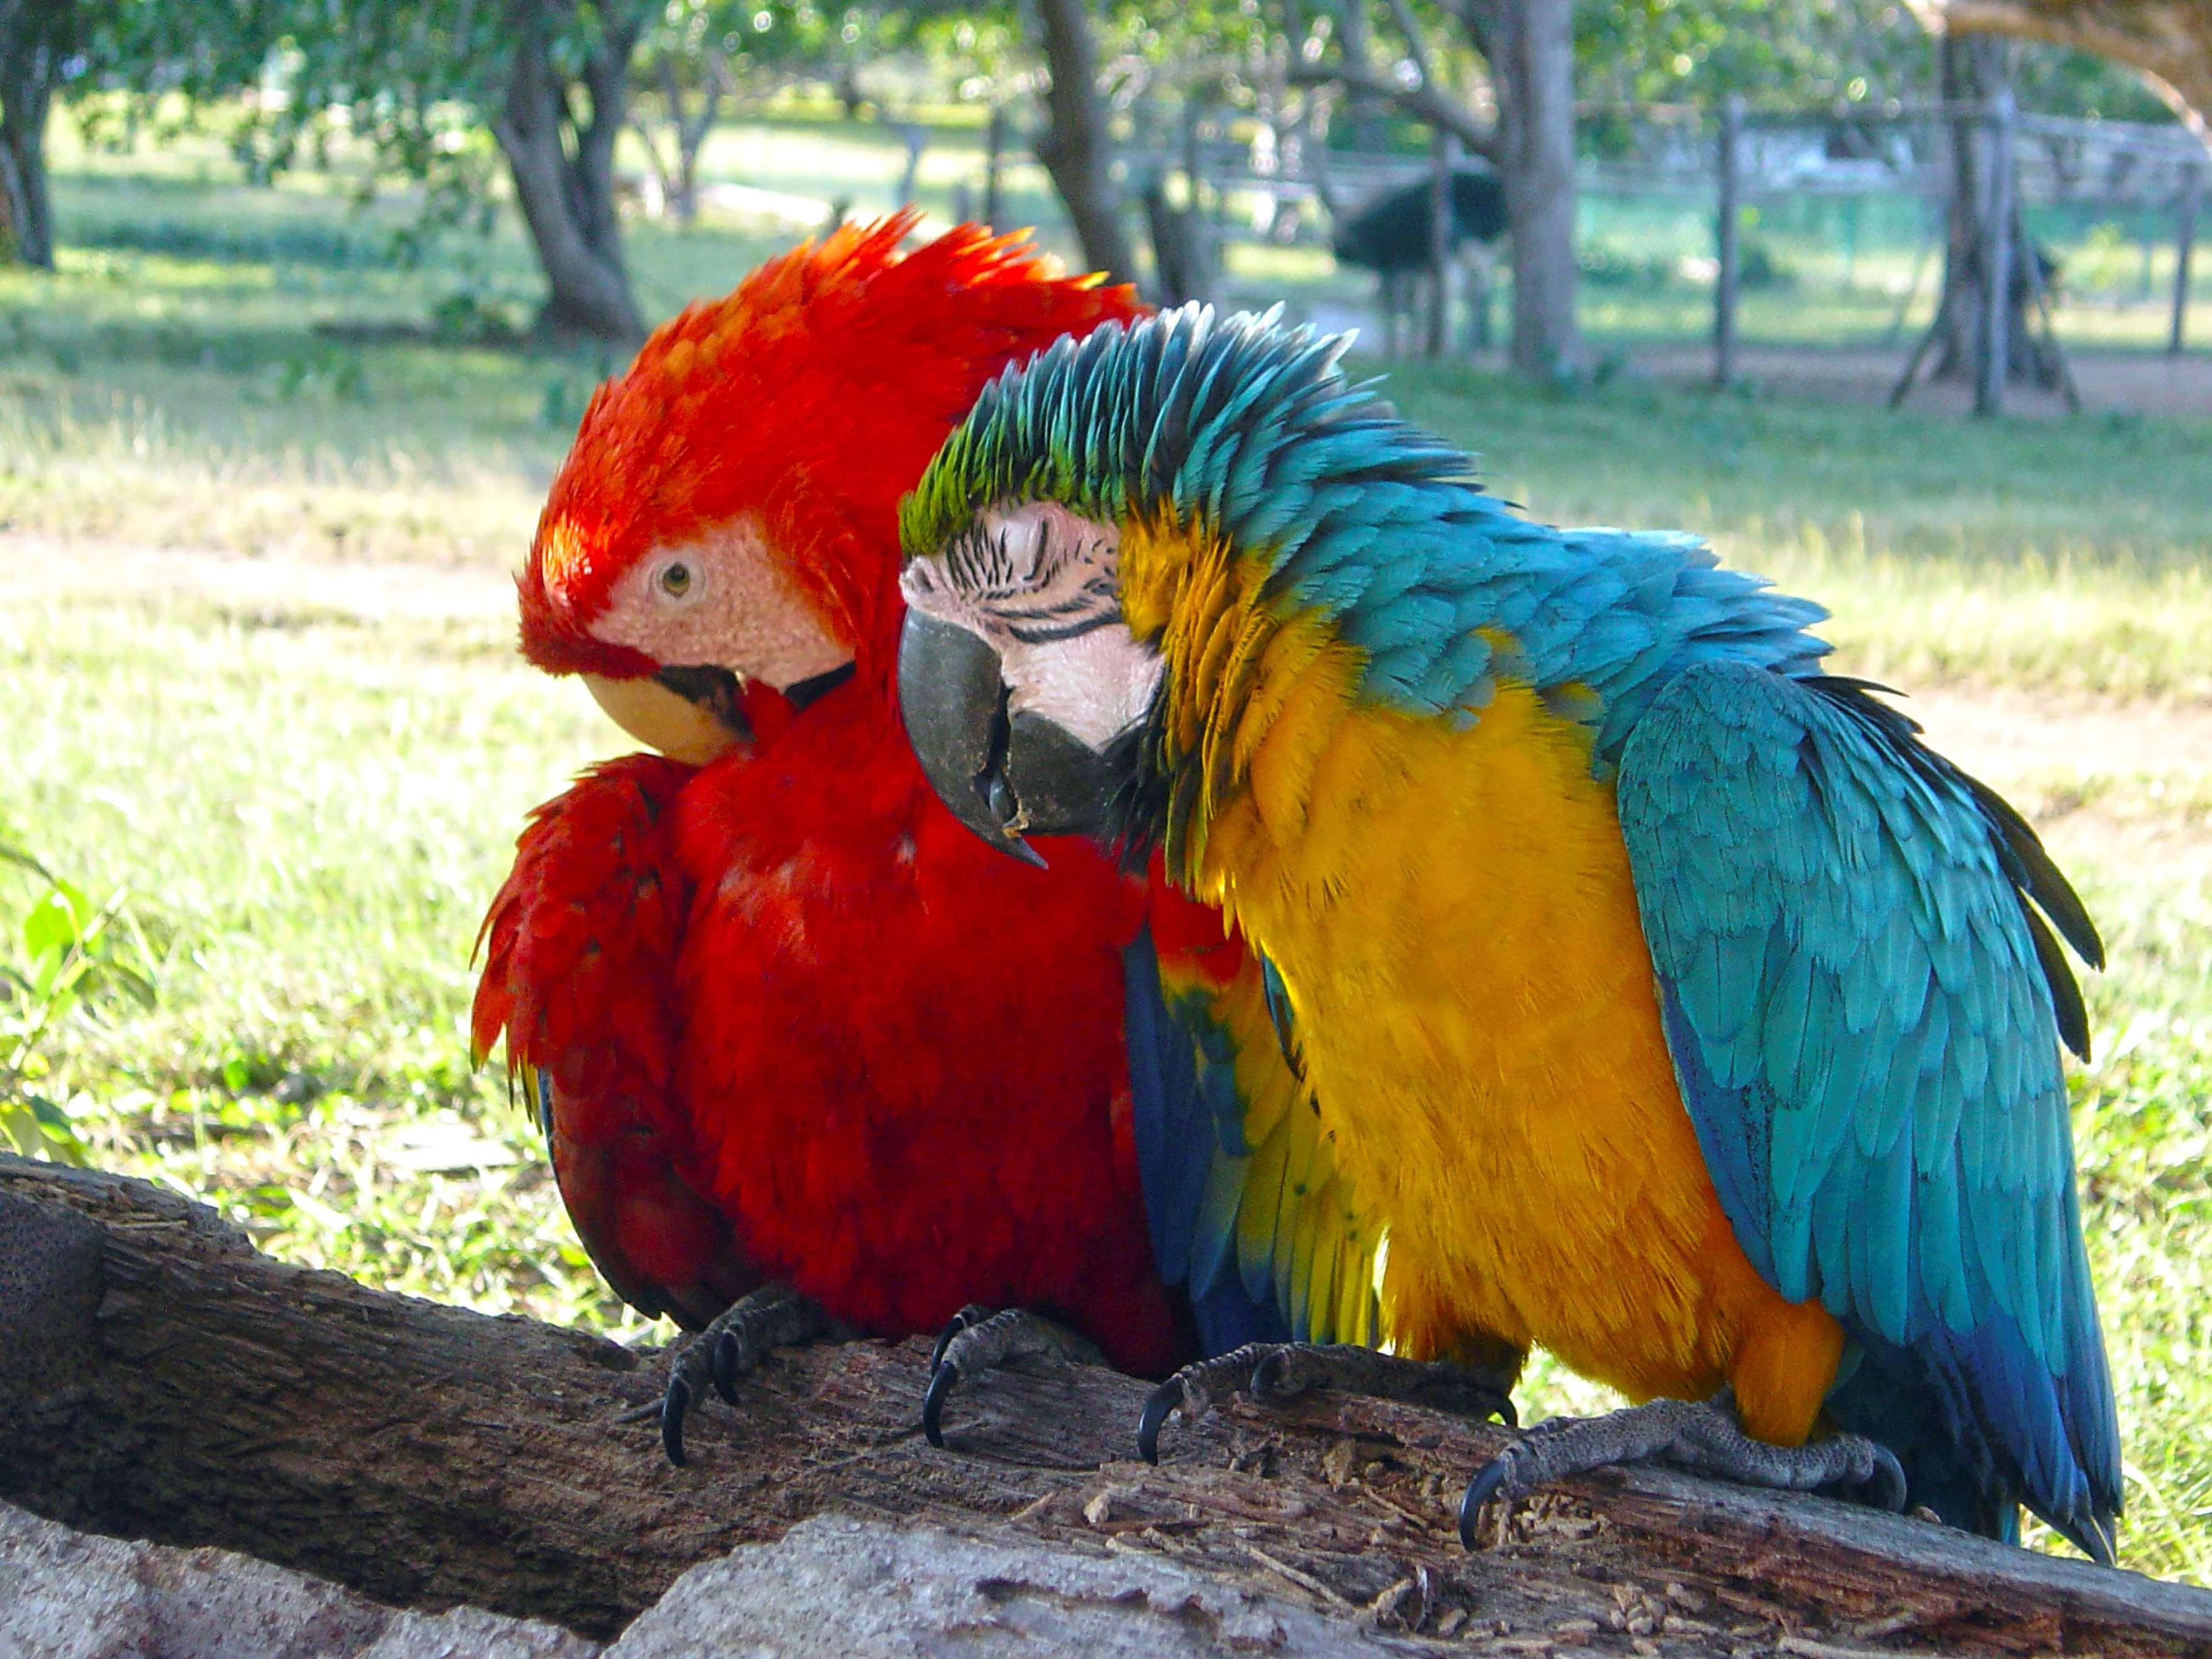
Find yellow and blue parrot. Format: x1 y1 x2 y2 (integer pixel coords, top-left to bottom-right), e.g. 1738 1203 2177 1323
893 307 2120 1561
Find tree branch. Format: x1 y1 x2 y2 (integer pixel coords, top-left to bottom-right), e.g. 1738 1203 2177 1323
1285 59 1498 159
4 1155 2209 1652
1906 0 2212 145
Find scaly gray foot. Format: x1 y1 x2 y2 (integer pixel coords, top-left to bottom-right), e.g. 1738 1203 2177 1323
920 1305 1104 1448
1138 1342 1518 1465
1456 1394 1907 1547
661 1282 851 1466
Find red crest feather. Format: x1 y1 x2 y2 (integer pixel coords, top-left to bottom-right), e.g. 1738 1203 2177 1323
518 211 1144 677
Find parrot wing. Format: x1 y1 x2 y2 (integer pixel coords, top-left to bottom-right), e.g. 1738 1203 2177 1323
1128 885 1384 1355
472 754 761 1330
1615 660 2120 1561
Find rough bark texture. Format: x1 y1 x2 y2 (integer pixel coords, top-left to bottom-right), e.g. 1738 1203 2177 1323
1922 38 2057 390
632 51 731 224
1033 0 1140 285
1282 0 1582 376
5 1154 2211 1654
1909 0 2212 142
0 0 64 268
1143 178 1219 307
1473 0 1581 377
492 0 647 341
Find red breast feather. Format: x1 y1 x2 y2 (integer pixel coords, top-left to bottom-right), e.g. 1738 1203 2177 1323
473 754 758 1327
479 220 1180 1369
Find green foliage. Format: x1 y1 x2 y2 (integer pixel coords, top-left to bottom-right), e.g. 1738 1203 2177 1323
0 837 155 1163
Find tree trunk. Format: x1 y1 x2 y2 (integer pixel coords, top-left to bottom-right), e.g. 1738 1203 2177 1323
0 0 63 269
1907 0 2212 145
634 51 727 224
1143 177 1217 307
1033 0 1140 286
492 0 646 342
7 1155 2212 1653
1478 0 1582 378
1928 36 2053 389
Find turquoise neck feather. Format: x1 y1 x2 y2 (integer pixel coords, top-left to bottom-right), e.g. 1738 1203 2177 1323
902 305 1832 764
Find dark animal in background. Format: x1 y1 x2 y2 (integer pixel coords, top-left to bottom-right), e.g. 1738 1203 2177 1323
1332 168 1507 354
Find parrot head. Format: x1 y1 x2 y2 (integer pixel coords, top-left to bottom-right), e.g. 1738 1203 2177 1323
897 305 1426 867
516 210 1143 765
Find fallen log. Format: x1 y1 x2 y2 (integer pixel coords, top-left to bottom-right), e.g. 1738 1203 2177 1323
3 1153 2209 1653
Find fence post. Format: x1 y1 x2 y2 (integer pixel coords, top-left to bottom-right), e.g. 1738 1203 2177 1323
1975 87 2015 418
2173 160 2202 357
1182 97 1204 219
1713 94 1743 389
983 104 1006 228
1427 127 1455 359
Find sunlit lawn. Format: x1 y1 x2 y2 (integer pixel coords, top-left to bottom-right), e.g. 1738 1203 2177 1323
3 127 2210 1581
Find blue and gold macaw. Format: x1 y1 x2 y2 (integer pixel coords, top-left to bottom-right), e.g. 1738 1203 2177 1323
894 307 2120 1561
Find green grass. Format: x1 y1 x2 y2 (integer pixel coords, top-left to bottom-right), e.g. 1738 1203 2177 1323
4 130 2211 1580
1385 362 2212 701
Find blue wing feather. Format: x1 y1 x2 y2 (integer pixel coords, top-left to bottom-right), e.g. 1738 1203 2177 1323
1124 930 1285 1351
1618 661 2118 1562
1124 926 1384 1355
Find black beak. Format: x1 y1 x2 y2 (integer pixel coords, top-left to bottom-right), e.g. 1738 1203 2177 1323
654 665 753 743
897 613 1114 867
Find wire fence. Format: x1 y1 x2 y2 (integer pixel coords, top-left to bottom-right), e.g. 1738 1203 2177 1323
1100 101 2208 395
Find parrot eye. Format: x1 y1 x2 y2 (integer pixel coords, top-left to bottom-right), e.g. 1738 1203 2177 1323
658 561 694 599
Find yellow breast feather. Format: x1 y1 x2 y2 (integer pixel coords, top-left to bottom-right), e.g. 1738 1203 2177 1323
1128 536 1844 1437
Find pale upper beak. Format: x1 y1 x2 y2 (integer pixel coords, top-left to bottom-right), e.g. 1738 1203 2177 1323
583 667 750 766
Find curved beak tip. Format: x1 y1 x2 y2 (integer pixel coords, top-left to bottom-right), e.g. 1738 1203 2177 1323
582 672 744 766
897 612 1043 867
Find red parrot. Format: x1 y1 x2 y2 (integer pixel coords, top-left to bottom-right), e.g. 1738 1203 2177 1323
471 216 1390 1462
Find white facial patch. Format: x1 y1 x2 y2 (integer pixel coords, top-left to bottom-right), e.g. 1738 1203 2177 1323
902 503 1163 752
591 515 850 690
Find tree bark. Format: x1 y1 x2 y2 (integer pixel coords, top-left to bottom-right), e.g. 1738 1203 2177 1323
6 1154 2212 1653
633 51 729 224
1143 177 1217 307
0 0 65 269
1927 36 2056 390
1907 0 2212 145
1475 0 1583 377
1033 0 1140 286
491 0 647 342
1295 0 1578 377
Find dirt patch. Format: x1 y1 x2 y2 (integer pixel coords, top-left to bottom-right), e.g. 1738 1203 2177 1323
1629 342 2212 420
10 536 2207 869
1907 685 2212 792
0 536 511 624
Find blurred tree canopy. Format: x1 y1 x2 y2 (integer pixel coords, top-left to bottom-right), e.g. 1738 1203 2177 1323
6 0 2196 352
1908 0 2212 137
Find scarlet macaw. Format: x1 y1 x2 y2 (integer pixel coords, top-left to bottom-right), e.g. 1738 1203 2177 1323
473 225 1397 1463
895 307 2120 1560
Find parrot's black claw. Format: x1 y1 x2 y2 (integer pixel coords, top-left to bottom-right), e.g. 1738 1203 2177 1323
653 1282 842 1469
915 1306 1103 1451
1136 1377 1186 1465
1457 1458 1510 1548
1448 1394 1909 1552
921 1358 960 1449
1863 1445 1910 1514
929 1304 991 1372
661 1374 693 1469
709 1328 744 1405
